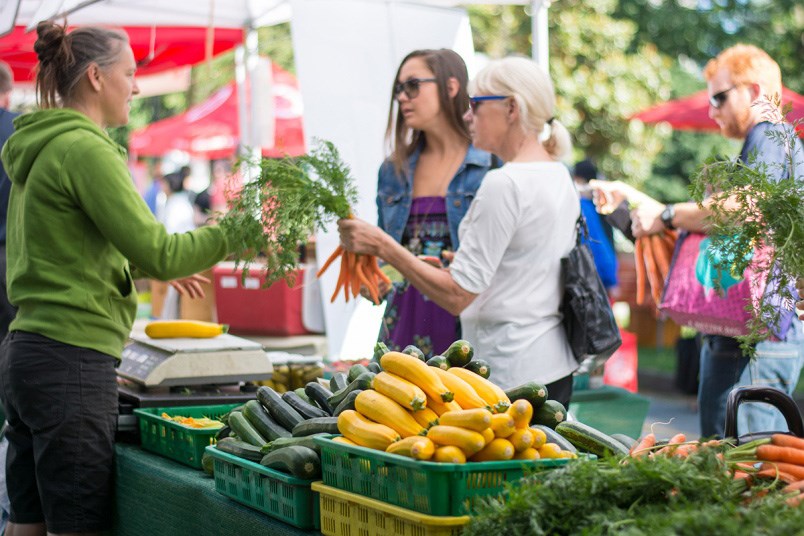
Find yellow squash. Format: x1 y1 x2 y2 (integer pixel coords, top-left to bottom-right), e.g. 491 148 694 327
470 438 515 462
481 427 495 446
513 447 540 460
506 399 534 429
380 351 454 402
426 395 462 416
490 413 516 438
332 436 358 446
430 366 489 410
426 425 486 457
386 436 435 460
433 445 466 464
438 408 493 432
145 320 228 339
354 390 426 438
508 428 534 452
447 367 510 412
372 371 427 411
337 410 400 451
409 407 440 430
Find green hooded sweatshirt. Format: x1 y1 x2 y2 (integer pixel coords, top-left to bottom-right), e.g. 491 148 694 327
1 108 230 358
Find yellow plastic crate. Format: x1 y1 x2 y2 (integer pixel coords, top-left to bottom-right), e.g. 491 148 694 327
313 482 469 536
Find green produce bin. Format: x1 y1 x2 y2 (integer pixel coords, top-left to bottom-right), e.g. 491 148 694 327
134 403 240 469
569 386 650 439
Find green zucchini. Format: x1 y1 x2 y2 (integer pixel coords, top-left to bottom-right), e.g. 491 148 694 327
260 445 321 479
463 359 491 379
282 391 330 419
215 437 264 462
333 389 361 416
611 433 637 451
531 400 567 429
347 364 370 383
201 450 215 475
243 400 291 441
292 416 339 437
444 339 474 367
256 386 305 431
366 362 382 374
556 421 630 458
304 382 335 415
327 372 375 408
531 424 576 453
228 411 268 447
293 387 312 403
373 341 391 362
505 381 549 409
220 404 244 426
260 434 326 455
329 372 349 393
215 425 232 440
402 344 426 361
425 355 450 370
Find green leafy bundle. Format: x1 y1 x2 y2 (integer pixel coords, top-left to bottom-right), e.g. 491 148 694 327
465 450 804 536
689 101 803 354
217 140 358 286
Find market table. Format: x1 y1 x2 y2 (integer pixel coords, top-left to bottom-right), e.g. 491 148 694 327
113 443 321 536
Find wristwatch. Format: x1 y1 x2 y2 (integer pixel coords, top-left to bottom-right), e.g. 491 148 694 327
661 204 676 230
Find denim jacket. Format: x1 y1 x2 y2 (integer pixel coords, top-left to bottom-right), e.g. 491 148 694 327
376 144 496 250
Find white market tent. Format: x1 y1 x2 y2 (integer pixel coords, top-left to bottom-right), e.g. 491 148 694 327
3 0 555 360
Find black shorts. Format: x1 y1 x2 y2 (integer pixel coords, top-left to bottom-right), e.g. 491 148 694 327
0 331 118 533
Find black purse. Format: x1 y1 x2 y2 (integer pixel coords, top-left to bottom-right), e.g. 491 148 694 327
560 214 622 372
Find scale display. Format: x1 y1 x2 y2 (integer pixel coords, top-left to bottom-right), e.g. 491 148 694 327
118 333 273 387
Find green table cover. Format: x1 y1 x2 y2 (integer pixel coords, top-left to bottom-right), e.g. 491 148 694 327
113 443 321 536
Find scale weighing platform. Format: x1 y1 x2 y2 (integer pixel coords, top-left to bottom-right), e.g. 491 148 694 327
116 333 274 436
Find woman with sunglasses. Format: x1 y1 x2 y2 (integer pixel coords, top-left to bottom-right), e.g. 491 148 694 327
341 57 579 405
372 49 497 358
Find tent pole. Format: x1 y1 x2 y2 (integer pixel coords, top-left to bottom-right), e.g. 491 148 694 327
235 26 261 181
531 0 549 72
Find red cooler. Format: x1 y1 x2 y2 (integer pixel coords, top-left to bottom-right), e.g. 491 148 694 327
213 262 311 336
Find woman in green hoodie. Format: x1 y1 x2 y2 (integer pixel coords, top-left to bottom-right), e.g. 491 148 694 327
0 22 234 536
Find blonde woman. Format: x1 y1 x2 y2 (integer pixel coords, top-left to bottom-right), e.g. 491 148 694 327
339 57 579 404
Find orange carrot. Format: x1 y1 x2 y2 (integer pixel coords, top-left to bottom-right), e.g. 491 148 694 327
673 444 696 458
317 245 344 277
342 251 352 302
772 434 804 451
373 256 391 284
363 256 381 304
330 259 347 303
781 480 804 494
786 493 804 507
354 256 378 304
631 433 656 457
641 237 663 305
634 238 646 305
651 234 670 280
732 470 750 480
759 462 804 480
757 445 804 465
752 468 799 485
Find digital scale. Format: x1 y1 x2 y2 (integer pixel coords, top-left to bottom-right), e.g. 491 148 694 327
116 333 275 437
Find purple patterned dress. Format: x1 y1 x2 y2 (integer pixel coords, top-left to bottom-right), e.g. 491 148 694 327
378 196 458 357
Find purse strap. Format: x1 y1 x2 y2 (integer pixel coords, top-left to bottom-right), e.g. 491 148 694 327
574 213 590 246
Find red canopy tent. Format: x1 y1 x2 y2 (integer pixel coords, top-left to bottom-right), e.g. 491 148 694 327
129 62 306 159
0 25 244 82
632 87 804 136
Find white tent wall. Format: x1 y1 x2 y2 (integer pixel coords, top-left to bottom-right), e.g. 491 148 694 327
290 0 474 360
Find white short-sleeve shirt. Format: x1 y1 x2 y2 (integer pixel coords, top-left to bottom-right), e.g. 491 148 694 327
449 162 580 389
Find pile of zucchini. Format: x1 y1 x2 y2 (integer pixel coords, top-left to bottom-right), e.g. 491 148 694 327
206 380 342 480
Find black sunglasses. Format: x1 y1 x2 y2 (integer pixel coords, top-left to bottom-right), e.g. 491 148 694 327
394 78 437 99
709 85 738 109
468 95 508 113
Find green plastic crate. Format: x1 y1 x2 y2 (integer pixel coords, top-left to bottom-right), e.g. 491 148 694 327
568 386 650 440
313 435 580 516
134 403 240 469
206 446 320 530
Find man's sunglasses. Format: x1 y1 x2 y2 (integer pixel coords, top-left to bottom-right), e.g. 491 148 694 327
709 85 738 109
394 78 437 99
469 95 508 113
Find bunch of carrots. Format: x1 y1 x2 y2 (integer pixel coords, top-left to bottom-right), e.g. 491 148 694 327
317 245 390 305
630 432 804 507
634 230 677 306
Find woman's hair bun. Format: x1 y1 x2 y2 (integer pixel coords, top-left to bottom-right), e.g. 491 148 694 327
33 21 69 65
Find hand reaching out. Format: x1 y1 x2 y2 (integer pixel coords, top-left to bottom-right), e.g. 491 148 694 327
169 273 210 299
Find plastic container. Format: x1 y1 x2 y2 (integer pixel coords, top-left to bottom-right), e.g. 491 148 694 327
206 445 320 529
313 435 578 516
314 482 469 536
134 403 240 469
212 262 311 336
569 386 650 440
